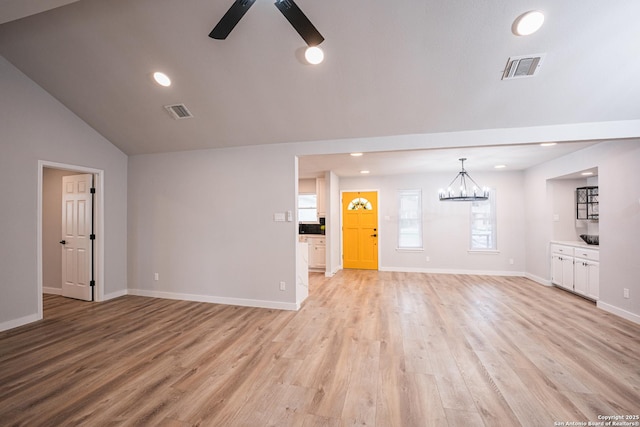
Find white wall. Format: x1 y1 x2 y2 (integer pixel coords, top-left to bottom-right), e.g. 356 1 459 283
0 55 128 330
548 178 588 242
340 170 526 274
127 145 299 309
298 178 316 193
326 171 341 276
524 140 640 323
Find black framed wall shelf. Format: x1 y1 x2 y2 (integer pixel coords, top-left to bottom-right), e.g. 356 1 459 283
576 186 599 220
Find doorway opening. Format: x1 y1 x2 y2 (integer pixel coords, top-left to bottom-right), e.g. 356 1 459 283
37 161 105 318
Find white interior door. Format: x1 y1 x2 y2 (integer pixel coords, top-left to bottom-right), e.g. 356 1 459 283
61 174 93 301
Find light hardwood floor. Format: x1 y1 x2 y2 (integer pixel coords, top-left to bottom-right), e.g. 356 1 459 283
1 271 639 426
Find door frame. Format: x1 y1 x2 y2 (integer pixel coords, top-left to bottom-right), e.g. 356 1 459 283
37 160 105 315
340 189 380 270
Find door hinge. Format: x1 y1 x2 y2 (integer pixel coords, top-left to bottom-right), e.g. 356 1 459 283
90 234 96 240
90 280 95 287
90 187 96 194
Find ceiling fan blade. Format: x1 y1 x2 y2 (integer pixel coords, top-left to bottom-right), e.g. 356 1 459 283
209 0 257 40
274 0 324 46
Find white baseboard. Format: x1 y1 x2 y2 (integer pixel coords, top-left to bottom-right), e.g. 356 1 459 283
597 301 640 325
103 289 128 301
524 272 552 286
379 266 525 277
0 313 41 332
127 288 298 311
325 266 341 277
43 287 62 295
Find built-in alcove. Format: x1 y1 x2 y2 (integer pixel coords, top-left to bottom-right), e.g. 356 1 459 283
547 167 599 242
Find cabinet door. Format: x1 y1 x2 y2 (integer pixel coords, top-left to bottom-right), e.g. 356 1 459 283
308 238 318 267
586 261 599 300
561 257 574 290
574 261 588 295
575 259 599 299
551 255 564 286
307 237 325 269
314 244 326 268
552 255 573 289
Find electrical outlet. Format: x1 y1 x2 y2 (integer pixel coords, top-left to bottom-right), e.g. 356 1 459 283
279 281 286 291
509 258 514 265
154 273 159 281
426 256 430 262
624 288 630 299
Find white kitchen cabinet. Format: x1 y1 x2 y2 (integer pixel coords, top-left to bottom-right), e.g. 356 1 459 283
299 235 326 270
308 236 326 269
573 248 599 299
550 242 599 300
316 177 326 218
551 253 574 290
574 260 599 299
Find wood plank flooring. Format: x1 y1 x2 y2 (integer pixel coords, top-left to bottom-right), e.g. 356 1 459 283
1 271 639 426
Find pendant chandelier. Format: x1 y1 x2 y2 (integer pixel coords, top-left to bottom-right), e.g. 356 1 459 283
439 158 489 201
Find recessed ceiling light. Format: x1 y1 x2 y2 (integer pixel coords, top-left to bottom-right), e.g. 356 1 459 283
360 170 370 174
153 72 171 87
513 10 545 36
305 46 324 65
350 152 364 157
494 164 507 169
540 142 557 147
581 172 594 176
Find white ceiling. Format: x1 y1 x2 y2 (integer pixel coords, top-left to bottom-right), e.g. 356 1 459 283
298 141 599 178
1 0 639 169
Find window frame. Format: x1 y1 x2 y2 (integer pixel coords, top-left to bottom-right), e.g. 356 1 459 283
397 189 423 250
298 193 318 224
469 189 497 251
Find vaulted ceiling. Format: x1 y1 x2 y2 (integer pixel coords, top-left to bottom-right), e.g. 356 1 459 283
1 0 639 164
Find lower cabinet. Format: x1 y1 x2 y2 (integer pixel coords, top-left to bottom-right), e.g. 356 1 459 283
551 254 574 290
299 235 326 270
574 258 599 300
550 243 599 300
310 239 326 269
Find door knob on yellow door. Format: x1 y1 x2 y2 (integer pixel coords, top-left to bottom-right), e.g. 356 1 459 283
371 234 377 237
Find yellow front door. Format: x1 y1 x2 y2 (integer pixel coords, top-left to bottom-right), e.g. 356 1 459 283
342 191 378 270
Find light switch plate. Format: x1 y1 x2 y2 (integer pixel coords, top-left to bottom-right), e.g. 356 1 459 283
274 212 286 222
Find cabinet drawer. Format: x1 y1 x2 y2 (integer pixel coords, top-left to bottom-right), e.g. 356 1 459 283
550 244 574 256
574 248 599 261
307 237 325 245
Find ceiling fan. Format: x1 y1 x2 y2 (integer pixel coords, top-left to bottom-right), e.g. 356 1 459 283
209 0 324 47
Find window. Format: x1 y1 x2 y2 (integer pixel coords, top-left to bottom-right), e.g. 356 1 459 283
398 190 422 249
347 197 372 210
298 194 318 223
470 189 496 250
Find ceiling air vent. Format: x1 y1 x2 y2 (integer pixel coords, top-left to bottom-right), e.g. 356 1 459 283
502 54 546 80
164 103 193 120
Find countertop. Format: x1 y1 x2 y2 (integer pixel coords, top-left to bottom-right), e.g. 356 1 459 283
551 240 599 250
